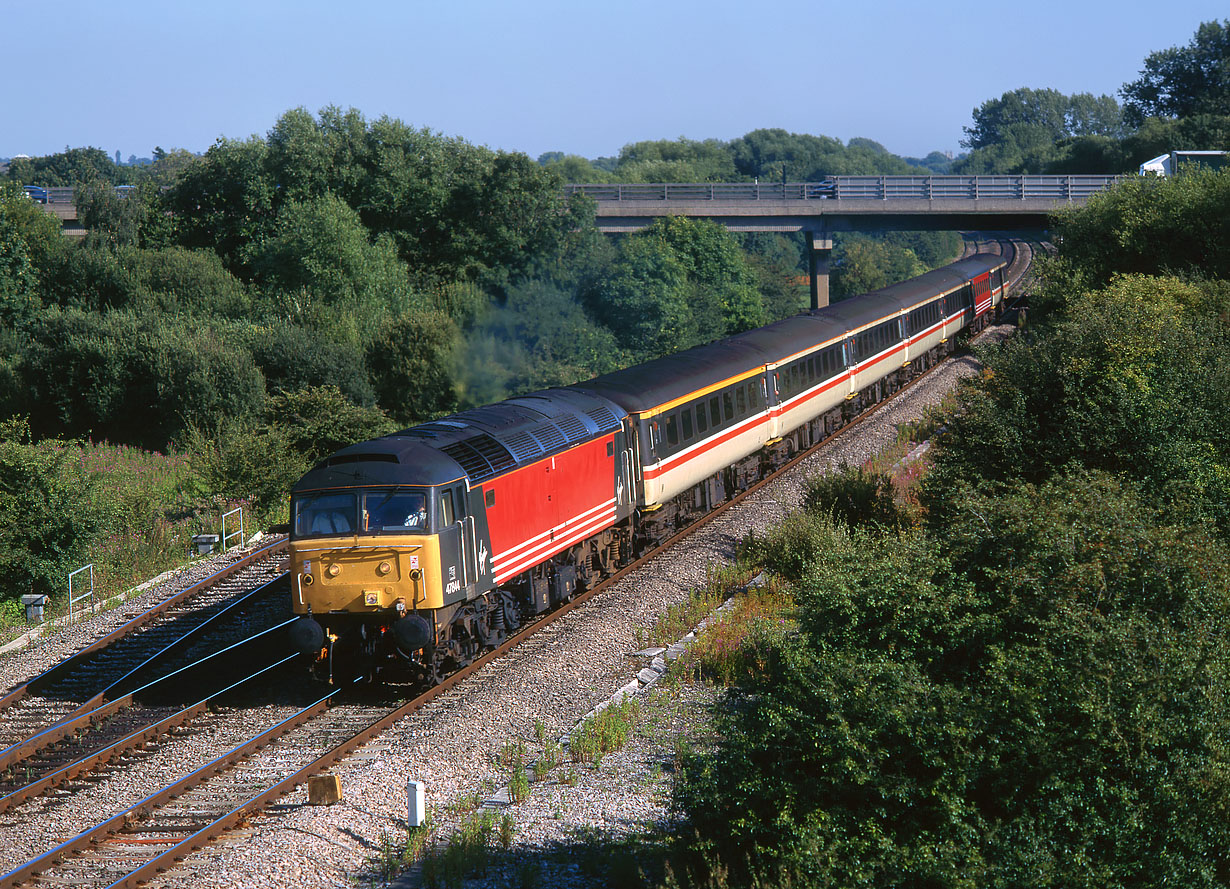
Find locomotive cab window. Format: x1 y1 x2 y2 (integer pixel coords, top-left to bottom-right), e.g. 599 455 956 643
439 489 455 526
294 492 357 537
364 489 430 533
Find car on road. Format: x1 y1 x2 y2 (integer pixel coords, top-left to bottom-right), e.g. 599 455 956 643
806 179 836 199
22 185 47 203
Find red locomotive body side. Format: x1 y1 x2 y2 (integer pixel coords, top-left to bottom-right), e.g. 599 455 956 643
485 433 618 584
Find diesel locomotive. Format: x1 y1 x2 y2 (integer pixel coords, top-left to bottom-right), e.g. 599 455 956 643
288 250 1011 682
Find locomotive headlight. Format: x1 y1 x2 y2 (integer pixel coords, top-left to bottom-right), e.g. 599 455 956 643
377 560 392 576
326 563 341 578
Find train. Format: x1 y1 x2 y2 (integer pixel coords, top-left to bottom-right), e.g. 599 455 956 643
287 250 1011 682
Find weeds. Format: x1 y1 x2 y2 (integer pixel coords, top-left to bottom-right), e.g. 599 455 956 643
509 758 530 803
570 697 641 765
499 812 516 850
533 738 561 781
420 809 501 889
680 586 794 686
637 564 751 649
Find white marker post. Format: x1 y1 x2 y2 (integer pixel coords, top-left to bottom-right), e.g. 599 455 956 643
407 779 426 827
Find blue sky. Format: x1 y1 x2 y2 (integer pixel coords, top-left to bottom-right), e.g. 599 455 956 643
3 0 1226 163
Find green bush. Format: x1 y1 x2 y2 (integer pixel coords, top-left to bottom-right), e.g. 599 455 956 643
802 464 911 532
0 418 104 605
671 471 1230 887
18 308 266 449
250 324 376 405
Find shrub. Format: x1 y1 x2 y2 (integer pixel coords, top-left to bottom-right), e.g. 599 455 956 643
802 464 912 531
0 418 104 605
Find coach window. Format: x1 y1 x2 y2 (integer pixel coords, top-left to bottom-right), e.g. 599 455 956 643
696 403 708 434
736 387 746 416
807 357 815 380
665 414 679 447
681 409 693 441
710 397 721 428
749 382 762 410
723 392 734 421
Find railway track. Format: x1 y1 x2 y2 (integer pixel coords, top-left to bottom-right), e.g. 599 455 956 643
0 541 289 790
0 239 1035 888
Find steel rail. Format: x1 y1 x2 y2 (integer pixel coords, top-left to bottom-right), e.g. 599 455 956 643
0 538 288 716
0 654 311 889
0 570 289 774
0 618 299 814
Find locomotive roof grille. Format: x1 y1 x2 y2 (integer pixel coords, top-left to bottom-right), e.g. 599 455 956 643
502 431 543 462
586 406 621 431
555 414 589 443
439 434 516 483
528 423 567 452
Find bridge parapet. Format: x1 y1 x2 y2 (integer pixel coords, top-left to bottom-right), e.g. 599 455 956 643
566 175 1123 204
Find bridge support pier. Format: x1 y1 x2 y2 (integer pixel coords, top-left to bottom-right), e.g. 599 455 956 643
805 231 833 310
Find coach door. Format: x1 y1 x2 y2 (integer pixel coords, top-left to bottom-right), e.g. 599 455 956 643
615 428 636 518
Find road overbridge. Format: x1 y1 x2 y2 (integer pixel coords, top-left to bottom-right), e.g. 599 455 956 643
567 175 1123 307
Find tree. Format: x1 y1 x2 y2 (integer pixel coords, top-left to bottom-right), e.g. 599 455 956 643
18 309 266 449
643 215 766 335
77 179 147 250
963 88 1124 150
675 472 1230 886
5 147 128 187
588 237 693 359
1050 169 1230 285
251 194 412 319
831 236 926 298
165 136 276 273
538 153 610 183
921 273 1230 534
366 309 461 424
612 137 737 182
266 106 333 204
266 385 393 464
250 325 376 406
458 280 625 406
958 88 1125 173
0 182 64 323
1121 20 1230 125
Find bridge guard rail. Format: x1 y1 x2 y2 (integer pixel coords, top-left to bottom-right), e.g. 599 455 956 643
565 175 1123 203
